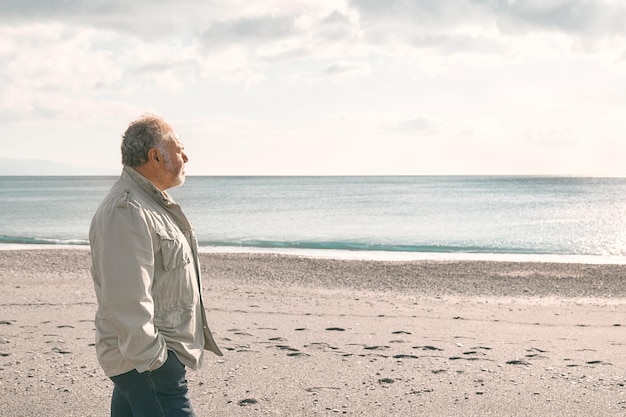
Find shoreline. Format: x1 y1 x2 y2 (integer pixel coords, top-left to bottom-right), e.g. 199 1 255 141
1 243 625 265
1 249 625 416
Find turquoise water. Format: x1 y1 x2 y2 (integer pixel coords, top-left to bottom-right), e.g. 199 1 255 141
1 176 625 261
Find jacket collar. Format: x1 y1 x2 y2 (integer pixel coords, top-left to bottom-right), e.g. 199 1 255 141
122 166 176 207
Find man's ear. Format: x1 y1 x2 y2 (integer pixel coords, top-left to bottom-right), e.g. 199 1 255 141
148 148 161 164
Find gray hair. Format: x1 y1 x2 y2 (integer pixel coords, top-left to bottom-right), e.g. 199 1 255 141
121 114 174 167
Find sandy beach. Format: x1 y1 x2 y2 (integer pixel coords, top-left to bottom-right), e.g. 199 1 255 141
0 249 624 416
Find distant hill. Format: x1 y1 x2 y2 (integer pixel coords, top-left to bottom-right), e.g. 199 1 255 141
0 157 118 176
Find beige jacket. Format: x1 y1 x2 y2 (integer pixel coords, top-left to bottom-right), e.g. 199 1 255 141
89 167 222 377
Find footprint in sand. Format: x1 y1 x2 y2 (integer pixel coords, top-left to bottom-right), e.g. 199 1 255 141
364 345 390 351
414 345 444 351
304 342 339 351
270 345 300 353
378 378 395 384
586 360 611 365
268 344 310 356
393 354 419 359
506 359 531 365
228 328 254 337
268 337 287 342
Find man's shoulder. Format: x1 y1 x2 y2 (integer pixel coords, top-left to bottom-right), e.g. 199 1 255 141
95 178 147 212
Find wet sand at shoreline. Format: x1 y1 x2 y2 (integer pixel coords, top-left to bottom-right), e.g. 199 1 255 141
0 250 624 416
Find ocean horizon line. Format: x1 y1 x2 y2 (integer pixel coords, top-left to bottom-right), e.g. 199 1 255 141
2 174 626 179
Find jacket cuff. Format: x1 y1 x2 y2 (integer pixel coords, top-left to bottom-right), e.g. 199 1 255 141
136 345 168 373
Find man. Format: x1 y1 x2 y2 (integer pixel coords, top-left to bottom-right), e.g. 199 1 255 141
89 114 222 417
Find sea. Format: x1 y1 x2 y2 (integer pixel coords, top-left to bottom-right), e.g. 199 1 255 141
1 176 625 264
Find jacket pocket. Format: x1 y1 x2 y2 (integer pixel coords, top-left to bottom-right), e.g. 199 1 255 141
154 306 193 328
156 227 191 271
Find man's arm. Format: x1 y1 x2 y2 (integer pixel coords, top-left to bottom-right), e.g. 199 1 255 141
92 202 167 373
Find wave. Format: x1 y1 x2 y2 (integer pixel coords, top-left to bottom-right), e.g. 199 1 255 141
0 234 615 258
0 235 89 246
199 239 570 255
3 235 624 263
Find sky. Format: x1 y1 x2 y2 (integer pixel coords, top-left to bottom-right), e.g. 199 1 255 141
1 0 625 176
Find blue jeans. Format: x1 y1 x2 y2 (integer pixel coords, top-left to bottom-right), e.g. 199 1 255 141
109 350 195 417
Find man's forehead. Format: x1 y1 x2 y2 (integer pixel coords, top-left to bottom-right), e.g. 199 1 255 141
168 131 183 147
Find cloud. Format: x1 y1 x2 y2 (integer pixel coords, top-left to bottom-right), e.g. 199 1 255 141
0 0 121 18
486 0 626 37
201 16 297 45
410 33 509 56
351 0 626 56
379 117 436 136
0 23 123 88
0 23 128 121
0 0 247 42
323 60 370 79
521 127 578 147
198 7 363 64
351 0 491 37
351 0 626 36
